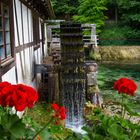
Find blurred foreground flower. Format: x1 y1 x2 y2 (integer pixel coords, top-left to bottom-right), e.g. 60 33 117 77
51 103 66 125
0 81 38 111
0 81 39 139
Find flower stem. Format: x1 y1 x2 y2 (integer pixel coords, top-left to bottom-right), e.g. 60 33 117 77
128 115 132 120
130 130 137 140
32 118 53 140
121 94 124 118
137 120 140 125
122 109 126 119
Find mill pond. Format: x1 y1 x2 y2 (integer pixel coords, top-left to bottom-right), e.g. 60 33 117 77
97 61 140 112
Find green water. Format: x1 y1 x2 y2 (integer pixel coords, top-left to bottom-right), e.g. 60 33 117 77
97 61 140 111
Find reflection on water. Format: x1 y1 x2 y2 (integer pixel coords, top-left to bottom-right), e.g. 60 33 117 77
97 61 140 111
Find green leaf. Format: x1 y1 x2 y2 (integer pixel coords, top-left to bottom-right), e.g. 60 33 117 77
1 114 15 129
94 134 106 140
107 123 128 140
82 135 91 140
1 114 26 138
117 119 129 129
10 119 25 138
124 104 140 116
39 127 51 140
135 128 140 138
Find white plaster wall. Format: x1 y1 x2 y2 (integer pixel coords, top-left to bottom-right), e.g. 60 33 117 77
2 0 47 89
34 49 39 64
40 42 43 61
13 0 23 46
2 67 17 84
16 52 25 83
22 4 28 44
38 48 41 64
24 48 32 83
31 46 35 76
15 48 35 85
13 0 35 85
28 9 33 42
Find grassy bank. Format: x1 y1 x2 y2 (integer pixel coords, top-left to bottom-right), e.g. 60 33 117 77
96 46 140 61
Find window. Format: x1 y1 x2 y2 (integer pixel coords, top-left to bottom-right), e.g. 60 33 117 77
0 0 13 64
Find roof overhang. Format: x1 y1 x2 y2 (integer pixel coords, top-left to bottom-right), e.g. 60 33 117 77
21 0 55 19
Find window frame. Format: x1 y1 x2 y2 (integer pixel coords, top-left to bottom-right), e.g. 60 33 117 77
0 0 15 68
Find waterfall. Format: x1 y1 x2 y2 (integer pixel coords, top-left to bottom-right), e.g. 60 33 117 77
61 80 85 128
60 22 86 132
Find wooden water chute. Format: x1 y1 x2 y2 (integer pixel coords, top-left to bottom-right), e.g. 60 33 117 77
35 64 59 103
60 22 86 124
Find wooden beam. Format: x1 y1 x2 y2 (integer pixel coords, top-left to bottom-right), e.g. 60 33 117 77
0 59 15 77
20 0 55 19
15 42 34 53
20 0 41 18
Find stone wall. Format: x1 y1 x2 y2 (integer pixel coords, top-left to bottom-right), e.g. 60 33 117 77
85 61 103 107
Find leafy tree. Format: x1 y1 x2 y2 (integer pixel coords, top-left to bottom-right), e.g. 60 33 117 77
117 0 140 40
107 0 119 23
51 0 79 20
73 0 108 34
117 0 140 29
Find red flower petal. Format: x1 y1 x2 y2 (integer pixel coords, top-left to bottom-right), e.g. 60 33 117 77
51 103 59 111
113 78 137 96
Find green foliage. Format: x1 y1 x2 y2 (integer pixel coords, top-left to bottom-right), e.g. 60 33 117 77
89 50 101 61
83 106 140 140
97 61 140 122
0 103 70 140
99 23 140 46
27 103 71 139
65 106 140 140
73 0 108 34
117 0 140 30
117 0 140 21
99 0 140 46
51 0 79 19
0 109 26 139
99 23 126 46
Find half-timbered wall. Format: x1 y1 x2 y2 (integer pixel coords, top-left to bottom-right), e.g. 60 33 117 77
1 0 48 89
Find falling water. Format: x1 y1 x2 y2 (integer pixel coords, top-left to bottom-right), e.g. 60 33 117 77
61 79 85 129
60 22 86 132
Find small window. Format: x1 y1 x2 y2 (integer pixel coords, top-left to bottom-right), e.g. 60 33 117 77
0 1 13 63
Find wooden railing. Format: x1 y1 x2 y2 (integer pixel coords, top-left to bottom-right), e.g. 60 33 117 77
47 23 98 47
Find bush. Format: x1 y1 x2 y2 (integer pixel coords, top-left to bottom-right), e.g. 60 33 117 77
99 23 140 46
99 23 126 46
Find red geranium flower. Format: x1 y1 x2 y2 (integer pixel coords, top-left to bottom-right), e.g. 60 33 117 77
0 81 38 111
16 84 38 109
51 103 59 111
51 103 66 124
113 78 137 96
59 106 66 120
0 82 13 107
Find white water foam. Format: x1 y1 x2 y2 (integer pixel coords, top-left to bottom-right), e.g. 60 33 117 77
66 118 87 135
